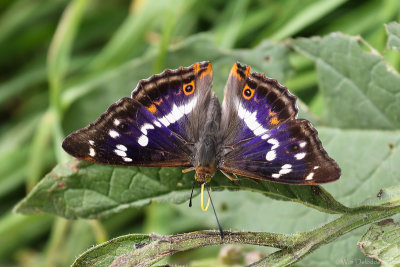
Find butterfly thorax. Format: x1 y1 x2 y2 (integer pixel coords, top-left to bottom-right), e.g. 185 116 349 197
194 95 222 183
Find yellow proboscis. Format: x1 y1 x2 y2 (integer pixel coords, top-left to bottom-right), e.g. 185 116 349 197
200 183 211 211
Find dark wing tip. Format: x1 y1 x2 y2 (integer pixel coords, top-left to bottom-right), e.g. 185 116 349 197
61 97 136 160
293 119 341 184
62 131 89 159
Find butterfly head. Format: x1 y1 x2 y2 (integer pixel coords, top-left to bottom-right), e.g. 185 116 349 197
194 166 213 184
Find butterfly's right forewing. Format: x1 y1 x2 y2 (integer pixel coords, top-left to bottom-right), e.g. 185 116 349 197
63 62 214 167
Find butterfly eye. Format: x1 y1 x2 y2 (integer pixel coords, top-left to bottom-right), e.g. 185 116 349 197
183 81 195 95
242 85 254 100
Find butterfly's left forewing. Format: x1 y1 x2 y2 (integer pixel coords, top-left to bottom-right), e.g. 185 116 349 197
62 62 213 167
219 63 340 184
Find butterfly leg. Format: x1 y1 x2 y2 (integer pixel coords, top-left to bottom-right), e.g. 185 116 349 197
220 170 239 181
182 167 195 173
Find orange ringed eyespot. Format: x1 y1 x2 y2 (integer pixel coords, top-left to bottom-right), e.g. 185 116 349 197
183 81 195 95
242 85 254 100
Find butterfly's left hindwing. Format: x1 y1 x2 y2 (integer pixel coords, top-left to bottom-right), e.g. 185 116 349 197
62 98 192 167
219 62 340 184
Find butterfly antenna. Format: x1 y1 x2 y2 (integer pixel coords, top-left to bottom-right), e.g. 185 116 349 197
204 182 224 239
189 182 195 207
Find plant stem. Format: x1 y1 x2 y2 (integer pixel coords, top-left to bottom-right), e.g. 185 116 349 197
252 205 400 266
125 230 298 266
120 205 400 266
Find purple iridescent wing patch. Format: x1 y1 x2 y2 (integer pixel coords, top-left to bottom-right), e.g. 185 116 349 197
219 63 340 184
62 62 213 167
63 61 340 185
62 97 191 166
132 62 213 143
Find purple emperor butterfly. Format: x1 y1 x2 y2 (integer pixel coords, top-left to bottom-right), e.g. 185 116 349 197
63 62 341 237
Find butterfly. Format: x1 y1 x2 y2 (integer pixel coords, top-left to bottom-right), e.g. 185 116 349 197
62 62 341 237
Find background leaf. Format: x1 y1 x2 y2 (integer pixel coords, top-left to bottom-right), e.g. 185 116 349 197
386 22 400 52
72 187 400 267
358 219 400 266
14 159 349 219
291 33 400 130
2 1 400 266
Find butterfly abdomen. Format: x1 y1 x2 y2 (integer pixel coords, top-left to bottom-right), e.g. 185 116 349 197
194 95 222 183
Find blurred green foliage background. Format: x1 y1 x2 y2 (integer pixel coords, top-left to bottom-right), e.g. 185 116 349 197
0 0 399 266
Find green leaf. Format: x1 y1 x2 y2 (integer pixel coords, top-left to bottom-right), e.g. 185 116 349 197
358 219 400 266
319 127 400 207
269 0 347 41
72 189 400 267
88 0 184 71
386 22 400 52
291 33 400 130
47 0 88 108
284 32 400 266
0 213 53 259
72 231 290 267
14 159 350 219
73 233 152 267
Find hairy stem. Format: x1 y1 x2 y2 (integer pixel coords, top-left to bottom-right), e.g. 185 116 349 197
252 206 400 266
113 230 295 267
114 206 400 267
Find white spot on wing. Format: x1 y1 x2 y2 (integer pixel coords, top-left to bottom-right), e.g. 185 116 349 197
306 172 314 180
154 120 162 127
247 112 260 131
237 102 268 137
140 123 155 135
89 148 96 157
158 96 198 127
272 164 293 178
138 135 148 147
109 130 119 138
313 166 319 169
254 127 268 136
267 138 279 150
237 103 247 119
183 97 198 114
266 150 276 161
159 117 170 127
123 157 132 162
114 149 127 157
300 141 307 148
282 164 292 169
114 119 120 126
279 169 292 175
295 152 306 160
89 140 94 145
170 104 183 122
116 144 127 151
261 134 270 140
